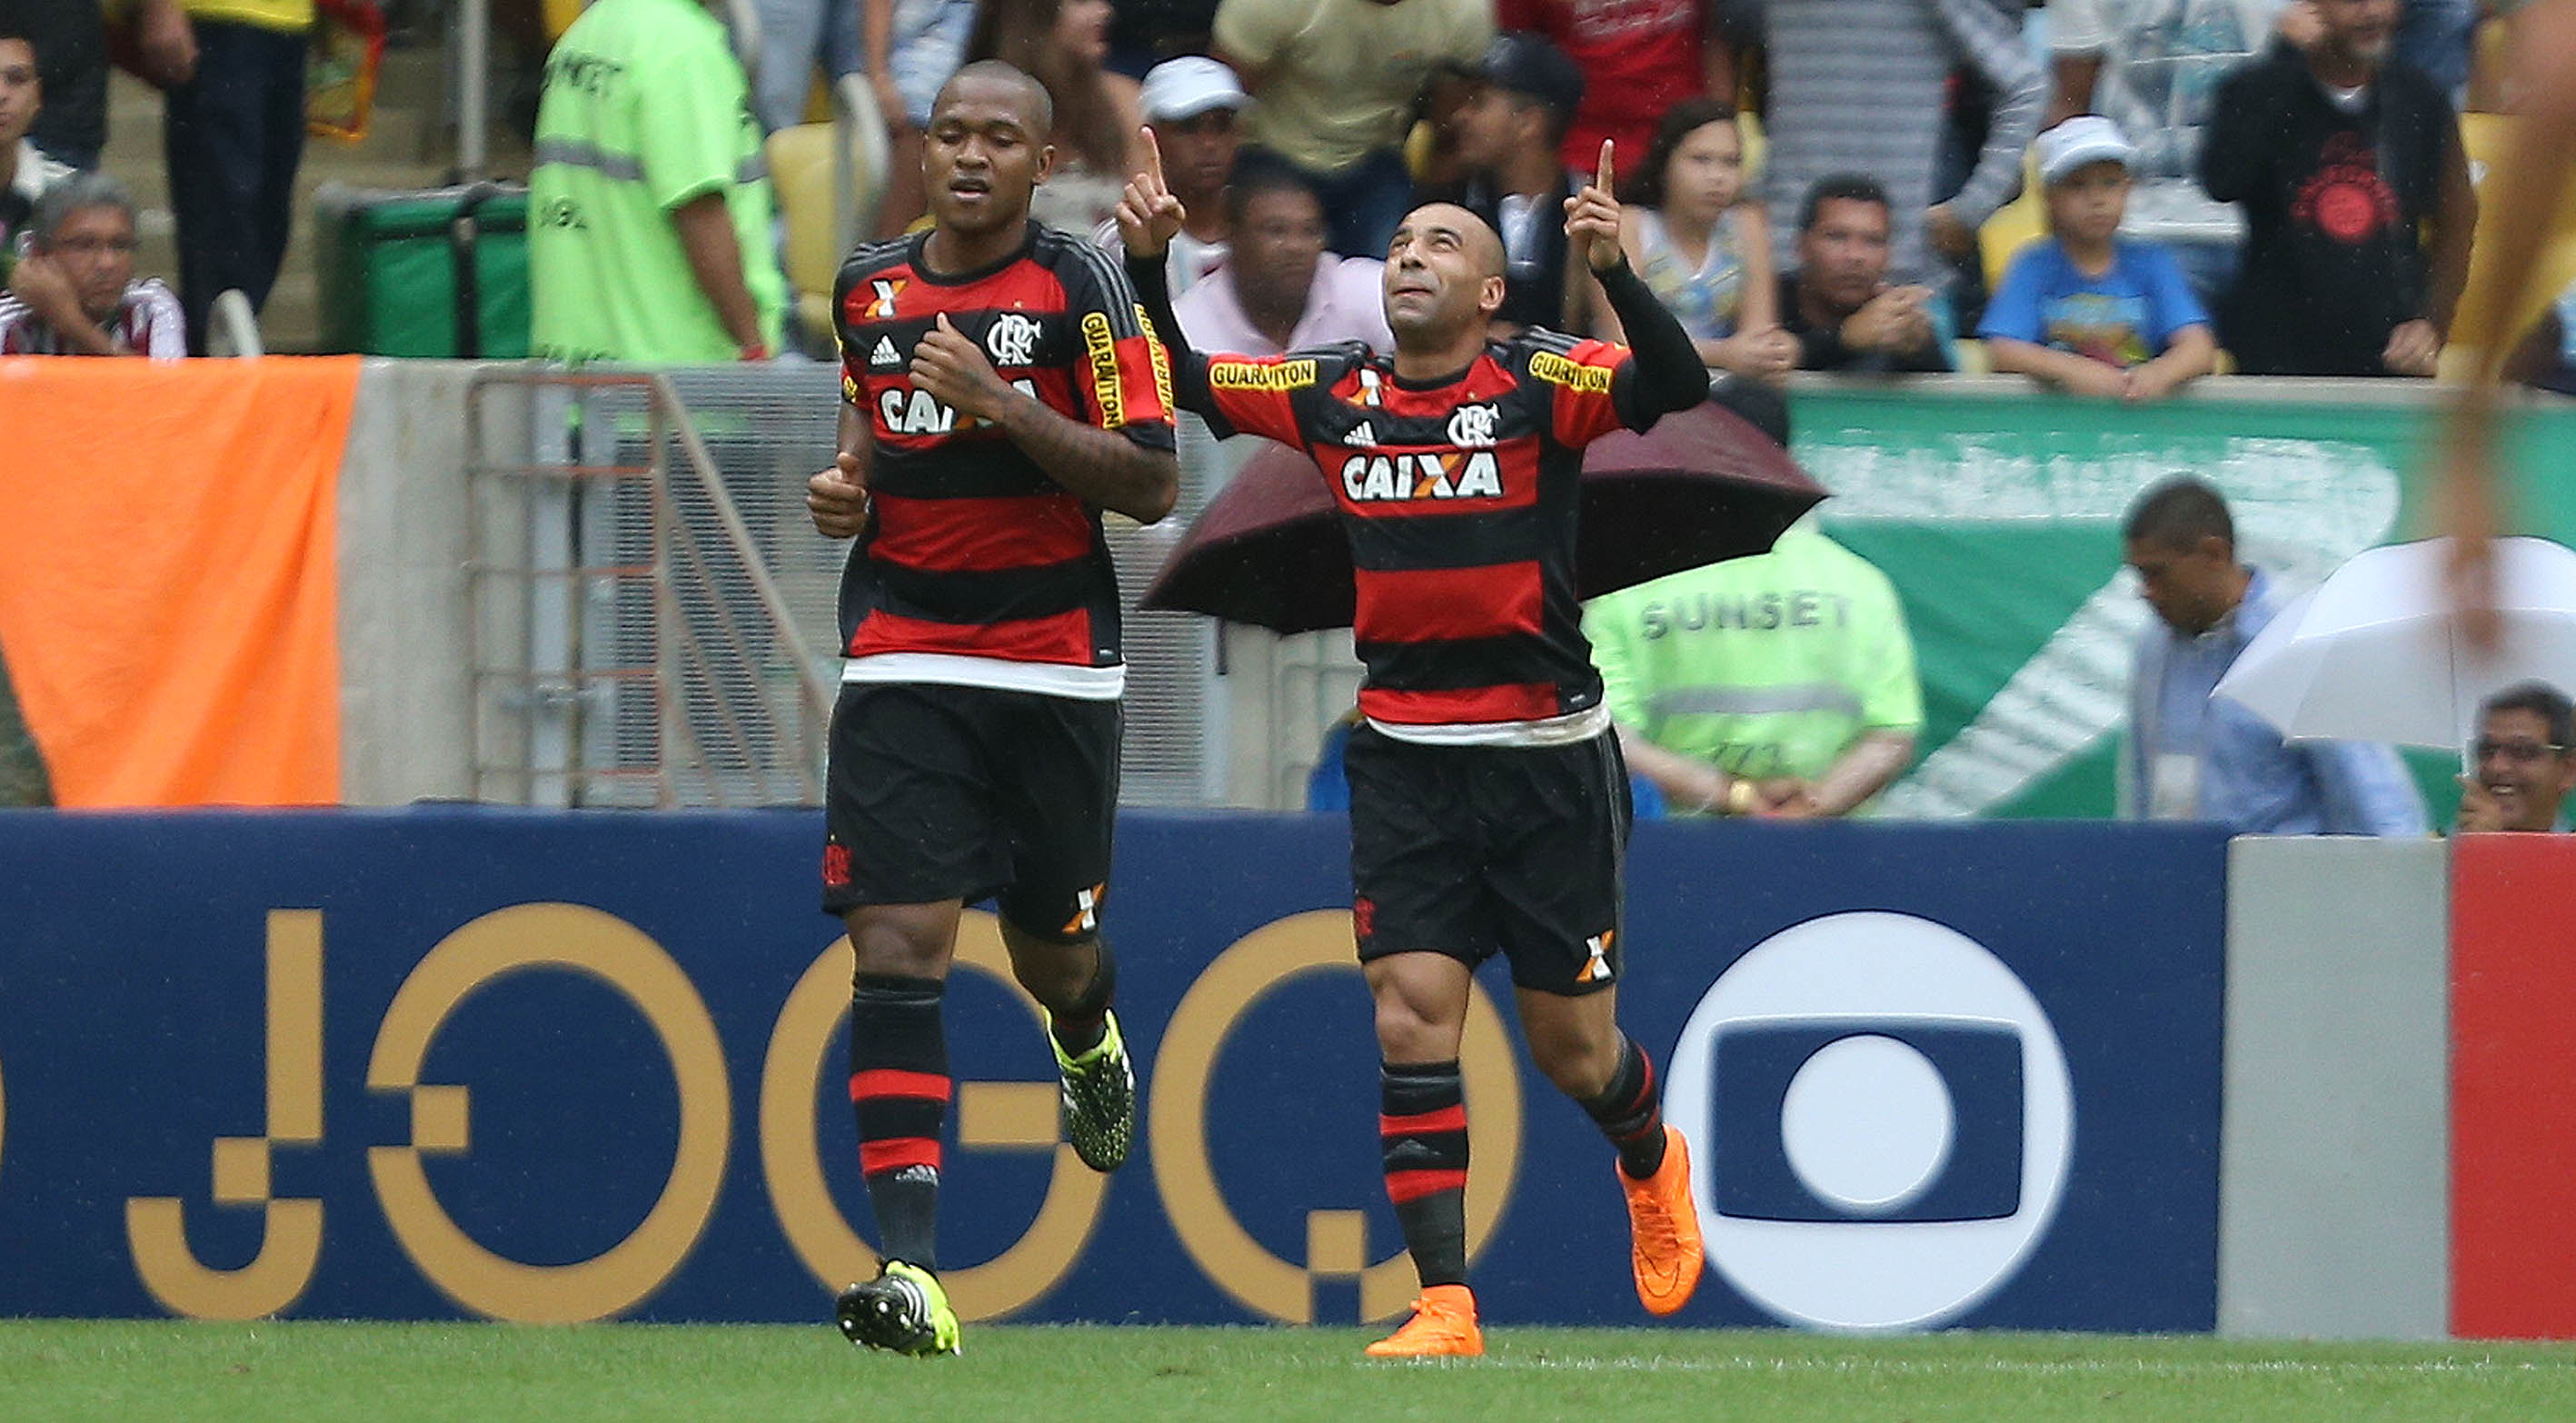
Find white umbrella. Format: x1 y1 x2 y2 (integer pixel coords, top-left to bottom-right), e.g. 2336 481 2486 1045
2213 536 2576 750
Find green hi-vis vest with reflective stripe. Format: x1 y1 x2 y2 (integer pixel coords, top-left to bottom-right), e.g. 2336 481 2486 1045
1582 526 1925 794
529 0 785 365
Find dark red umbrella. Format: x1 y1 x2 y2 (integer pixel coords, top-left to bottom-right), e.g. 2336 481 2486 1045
1140 399 1828 634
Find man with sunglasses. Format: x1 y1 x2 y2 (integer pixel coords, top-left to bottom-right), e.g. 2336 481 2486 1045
2457 682 2576 833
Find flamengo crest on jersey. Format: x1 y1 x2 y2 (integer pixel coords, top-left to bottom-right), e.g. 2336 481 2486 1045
830 226 1176 672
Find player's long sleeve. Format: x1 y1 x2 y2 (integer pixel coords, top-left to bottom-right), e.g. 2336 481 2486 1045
1594 258 1710 427
1125 252 1220 421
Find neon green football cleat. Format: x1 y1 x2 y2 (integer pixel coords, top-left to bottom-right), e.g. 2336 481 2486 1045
1049 1008 1137 1173
835 1259 960 1358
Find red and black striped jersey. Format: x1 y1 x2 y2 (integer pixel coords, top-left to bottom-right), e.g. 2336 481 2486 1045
833 224 1175 697
1196 330 1643 741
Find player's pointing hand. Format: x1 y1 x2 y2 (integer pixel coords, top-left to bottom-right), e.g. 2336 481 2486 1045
1565 139 1625 273
1116 125 1188 260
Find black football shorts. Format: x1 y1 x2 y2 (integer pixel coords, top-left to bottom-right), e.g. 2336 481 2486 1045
821 681 1119 941
1343 723 1629 997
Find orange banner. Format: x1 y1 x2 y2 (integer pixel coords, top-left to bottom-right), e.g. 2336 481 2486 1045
0 356 358 805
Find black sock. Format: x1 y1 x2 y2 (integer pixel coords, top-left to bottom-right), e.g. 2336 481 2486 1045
1380 1060 1469 1289
850 972 948 1272
1582 1037 1668 1180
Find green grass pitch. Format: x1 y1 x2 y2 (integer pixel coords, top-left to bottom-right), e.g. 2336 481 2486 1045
5 1320 2575 1420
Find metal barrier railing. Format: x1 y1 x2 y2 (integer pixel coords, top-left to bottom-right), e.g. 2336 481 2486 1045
458 363 1252 810
463 367 836 807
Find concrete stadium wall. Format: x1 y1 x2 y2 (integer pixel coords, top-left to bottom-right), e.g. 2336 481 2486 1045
337 360 522 805
2219 836 2452 1339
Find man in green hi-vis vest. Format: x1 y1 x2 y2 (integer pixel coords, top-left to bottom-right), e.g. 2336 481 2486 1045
530 0 788 365
1585 520 1925 819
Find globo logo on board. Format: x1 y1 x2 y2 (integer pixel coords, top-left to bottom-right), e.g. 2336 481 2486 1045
1664 911 2075 1331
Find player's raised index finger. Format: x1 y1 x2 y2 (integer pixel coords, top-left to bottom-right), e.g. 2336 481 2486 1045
1596 138 1614 195
1143 125 1164 185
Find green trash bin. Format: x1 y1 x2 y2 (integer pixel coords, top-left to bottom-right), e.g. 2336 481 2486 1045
313 182 533 358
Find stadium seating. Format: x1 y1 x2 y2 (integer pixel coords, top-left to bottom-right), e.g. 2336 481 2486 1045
1977 151 2044 295
767 74 891 346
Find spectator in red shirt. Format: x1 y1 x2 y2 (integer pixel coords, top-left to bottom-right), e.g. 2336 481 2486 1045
1497 0 1730 174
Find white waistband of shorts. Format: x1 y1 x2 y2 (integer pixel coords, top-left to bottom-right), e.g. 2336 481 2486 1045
840 652 1126 700
1364 702 1610 748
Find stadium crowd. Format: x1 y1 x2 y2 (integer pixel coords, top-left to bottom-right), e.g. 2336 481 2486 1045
4 3 2565 383
493 0 2568 392
1 0 301 357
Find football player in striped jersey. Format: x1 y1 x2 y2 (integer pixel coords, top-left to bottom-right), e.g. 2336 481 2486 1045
810 60 1179 1358
1120 133 1711 1357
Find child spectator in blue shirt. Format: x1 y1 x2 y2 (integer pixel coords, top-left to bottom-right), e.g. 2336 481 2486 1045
1981 116 2218 401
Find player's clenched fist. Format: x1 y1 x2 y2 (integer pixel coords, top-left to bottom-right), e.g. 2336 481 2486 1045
910 313 1012 424
809 452 873 539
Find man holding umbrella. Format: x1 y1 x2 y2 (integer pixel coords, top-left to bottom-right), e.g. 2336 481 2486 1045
1118 134 1712 1358
2122 476 2424 836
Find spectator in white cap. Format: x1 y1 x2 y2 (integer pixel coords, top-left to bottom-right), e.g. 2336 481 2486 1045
1978 114 2217 402
1092 54 1247 298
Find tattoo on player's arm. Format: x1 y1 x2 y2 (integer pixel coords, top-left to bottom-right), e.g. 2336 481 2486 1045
991 393 1180 524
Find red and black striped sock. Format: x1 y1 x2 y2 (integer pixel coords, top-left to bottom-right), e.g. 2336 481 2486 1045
1583 1036 1669 1180
850 972 949 1271
1380 1059 1468 1289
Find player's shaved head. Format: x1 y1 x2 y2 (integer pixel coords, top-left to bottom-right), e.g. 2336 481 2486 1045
937 59 1053 137
1399 204 1507 279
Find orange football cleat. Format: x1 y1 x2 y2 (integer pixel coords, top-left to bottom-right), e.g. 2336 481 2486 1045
1364 1284 1484 1358
1621 1125 1705 1316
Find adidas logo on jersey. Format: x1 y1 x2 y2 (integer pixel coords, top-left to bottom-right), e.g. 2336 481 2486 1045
1342 421 1378 448
870 335 901 370
1339 450 1504 503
